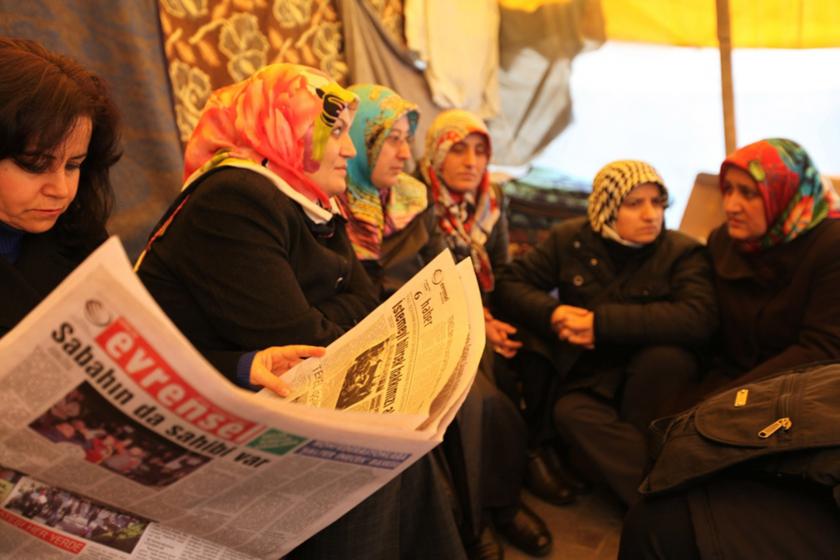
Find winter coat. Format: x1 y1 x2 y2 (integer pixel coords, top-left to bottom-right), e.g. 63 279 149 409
1 229 105 338
708 218 840 386
137 167 379 381
494 216 717 397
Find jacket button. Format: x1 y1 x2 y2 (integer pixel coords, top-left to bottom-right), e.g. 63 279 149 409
590 258 598 266
573 240 581 249
573 275 584 286
335 276 344 287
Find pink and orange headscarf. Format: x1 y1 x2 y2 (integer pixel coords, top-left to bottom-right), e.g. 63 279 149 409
183 63 358 206
720 138 840 252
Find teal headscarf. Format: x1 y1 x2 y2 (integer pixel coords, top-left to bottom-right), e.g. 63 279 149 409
338 84 427 261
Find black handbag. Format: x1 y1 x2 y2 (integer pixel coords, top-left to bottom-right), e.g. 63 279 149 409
640 362 840 499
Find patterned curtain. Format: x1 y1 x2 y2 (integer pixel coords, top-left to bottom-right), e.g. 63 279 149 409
0 0 185 260
159 0 350 143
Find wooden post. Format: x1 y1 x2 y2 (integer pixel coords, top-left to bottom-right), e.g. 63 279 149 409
716 0 737 155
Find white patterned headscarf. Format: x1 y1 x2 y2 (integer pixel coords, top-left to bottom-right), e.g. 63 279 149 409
588 160 666 243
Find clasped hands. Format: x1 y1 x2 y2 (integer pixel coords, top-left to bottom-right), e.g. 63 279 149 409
550 305 595 349
485 308 523 358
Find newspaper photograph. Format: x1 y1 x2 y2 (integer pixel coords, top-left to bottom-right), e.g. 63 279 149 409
0 237 484 559
271 250 478 420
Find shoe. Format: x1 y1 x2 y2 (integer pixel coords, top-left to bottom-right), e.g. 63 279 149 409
495 504 552 557
541 445 592 495
525 449 575 505
467 524 504 560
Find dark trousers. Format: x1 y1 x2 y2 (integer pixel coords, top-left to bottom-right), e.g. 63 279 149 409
448 370 527 538
554 346 699 506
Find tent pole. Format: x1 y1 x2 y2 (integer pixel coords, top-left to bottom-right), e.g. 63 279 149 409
716 0 737 155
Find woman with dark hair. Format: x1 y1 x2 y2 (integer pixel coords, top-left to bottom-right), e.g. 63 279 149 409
620 139 840 559
494 160 717 507
0 37 120 337
136 64 464 558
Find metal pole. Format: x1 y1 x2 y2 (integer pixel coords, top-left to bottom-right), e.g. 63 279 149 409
716 0 737 155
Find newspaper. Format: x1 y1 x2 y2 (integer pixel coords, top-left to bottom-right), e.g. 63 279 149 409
0 238 484 559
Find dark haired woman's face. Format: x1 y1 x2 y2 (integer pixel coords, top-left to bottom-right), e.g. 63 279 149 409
0 117 91 233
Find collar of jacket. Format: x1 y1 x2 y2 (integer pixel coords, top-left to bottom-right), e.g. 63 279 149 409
710 223 819 284
574 221 664 278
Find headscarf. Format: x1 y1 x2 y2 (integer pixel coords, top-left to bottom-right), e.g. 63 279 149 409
182 63 358 209
588 160 667 247
720 138 840 252
136 64 357 269
337 84 427 261
420 109 499 292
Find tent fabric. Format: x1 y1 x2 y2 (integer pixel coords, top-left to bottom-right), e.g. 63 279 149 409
0 0 184 260
338 0 441 158
504 0 840 48
158 0 348 143
404 0 501 119
488 0 595 165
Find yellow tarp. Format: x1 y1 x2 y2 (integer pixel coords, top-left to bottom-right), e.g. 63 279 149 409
500 0 840 48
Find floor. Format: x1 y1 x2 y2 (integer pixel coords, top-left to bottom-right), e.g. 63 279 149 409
504 488 624 560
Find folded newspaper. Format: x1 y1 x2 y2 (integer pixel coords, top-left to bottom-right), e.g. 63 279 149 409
0 238 484 559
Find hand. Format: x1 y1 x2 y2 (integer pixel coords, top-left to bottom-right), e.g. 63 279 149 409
551 305 595 349
485 311 523 358
250 345 326 396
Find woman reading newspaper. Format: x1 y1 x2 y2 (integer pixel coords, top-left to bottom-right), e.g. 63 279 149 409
0 38 120 337
136 64 465 559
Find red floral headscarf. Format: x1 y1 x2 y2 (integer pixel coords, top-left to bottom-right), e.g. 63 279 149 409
183 63 358 206
720 138 840 251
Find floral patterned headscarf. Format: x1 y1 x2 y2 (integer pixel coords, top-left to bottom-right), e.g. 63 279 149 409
337 84 427 261
182 63 358 207
720 138 840 252
420 109 500 292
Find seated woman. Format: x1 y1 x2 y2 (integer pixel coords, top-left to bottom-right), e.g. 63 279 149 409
494 160 717 507
620 139 840 559
136 65 464 558
415 108 551 558
338 93 548 558
0 37 119 337
337 84 445 299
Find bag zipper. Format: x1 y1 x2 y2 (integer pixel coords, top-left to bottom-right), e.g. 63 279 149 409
758 417 792 438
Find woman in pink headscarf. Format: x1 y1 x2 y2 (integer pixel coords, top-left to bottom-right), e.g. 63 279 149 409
137 64 464 559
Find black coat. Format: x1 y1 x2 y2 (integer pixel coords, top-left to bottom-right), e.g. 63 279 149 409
494 217 717 395
361 203 446 299
137 167 379 380
1 230 105 338
708 218 840 386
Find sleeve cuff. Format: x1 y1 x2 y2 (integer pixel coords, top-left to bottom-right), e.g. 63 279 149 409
235 351 261 392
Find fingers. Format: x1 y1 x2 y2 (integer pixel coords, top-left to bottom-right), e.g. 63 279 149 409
250 355 291 397
251 345 326 397
496 321 517 335
263 345 326 370
495 345 518 358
